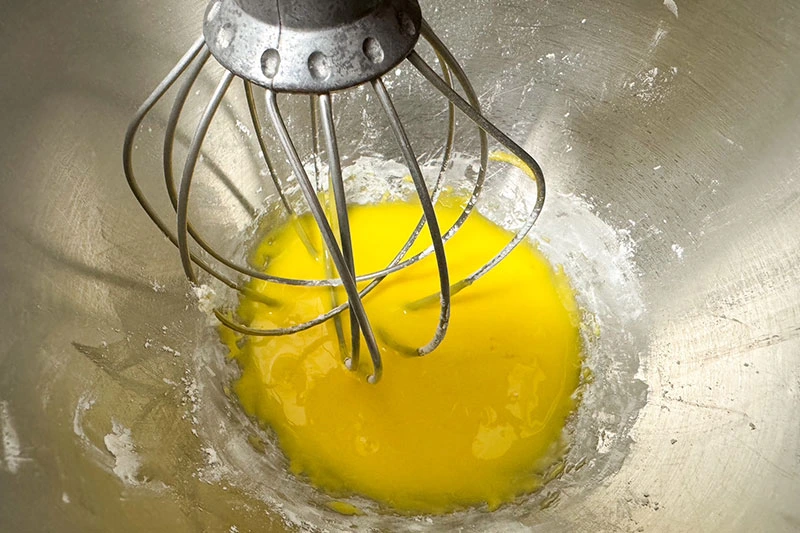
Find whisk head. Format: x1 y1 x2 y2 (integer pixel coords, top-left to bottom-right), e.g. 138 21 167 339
123 0 545 384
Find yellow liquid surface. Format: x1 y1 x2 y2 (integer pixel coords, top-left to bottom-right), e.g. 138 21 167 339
222 202 583 514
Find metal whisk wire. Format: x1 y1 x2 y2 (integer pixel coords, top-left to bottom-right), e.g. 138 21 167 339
123 11 545 384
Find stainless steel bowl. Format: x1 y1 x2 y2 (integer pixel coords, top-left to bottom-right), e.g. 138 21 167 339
1 0 798 531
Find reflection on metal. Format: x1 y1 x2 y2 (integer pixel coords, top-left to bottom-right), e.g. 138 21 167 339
1 0 799 530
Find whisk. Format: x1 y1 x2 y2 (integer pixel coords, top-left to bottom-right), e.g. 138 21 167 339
123 0 545 384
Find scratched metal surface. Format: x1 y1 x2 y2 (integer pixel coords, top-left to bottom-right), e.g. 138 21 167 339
0 0 798 531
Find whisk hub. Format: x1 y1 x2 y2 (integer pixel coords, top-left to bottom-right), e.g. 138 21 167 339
204 0 422 92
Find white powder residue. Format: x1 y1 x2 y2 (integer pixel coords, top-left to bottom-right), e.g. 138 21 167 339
104 420 141 485
536 192 645 322
627 65 678 104
150 280 166 293
235 119 252 138
0 401 23 474
342 156 411 184
650 26 669 51
663 0 678 18
73 394 95 441
203 446 221 467
637 67 659 101
180 369 202 439
161 345 181 357
192 283 219 320
671 243 685 259
596 429 618 453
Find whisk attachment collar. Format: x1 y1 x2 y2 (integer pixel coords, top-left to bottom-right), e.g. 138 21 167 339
204 0 421 92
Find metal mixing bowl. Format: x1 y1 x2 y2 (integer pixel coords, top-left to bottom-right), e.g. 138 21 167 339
1 0 798 531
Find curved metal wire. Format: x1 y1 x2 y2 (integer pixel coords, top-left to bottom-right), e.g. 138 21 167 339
264 89 383 383
123 38 244 292
163 51 270 280
403 20 546 306
317 93 362 369
371 77 451 356
211 31 484 340
307 93 351 367
156 55 467 289
177 70 236 282
124 19 546 382
213 24 544 353
209 37 473 340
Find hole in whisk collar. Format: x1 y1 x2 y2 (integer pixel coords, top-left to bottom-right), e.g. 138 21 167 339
362 37 384 64
261 48 280 78
308 51 331 81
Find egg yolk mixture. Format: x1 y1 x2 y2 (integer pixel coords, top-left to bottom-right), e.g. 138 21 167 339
221 201 583 514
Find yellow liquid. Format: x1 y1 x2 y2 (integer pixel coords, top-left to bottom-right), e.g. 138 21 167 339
222 202 583 514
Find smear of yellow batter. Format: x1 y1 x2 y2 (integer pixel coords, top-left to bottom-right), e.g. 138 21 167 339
221 200 583 514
